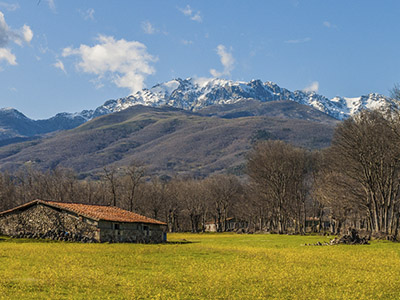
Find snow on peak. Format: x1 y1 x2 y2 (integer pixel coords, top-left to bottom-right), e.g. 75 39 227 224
1 79 395 126
0 107 29 120
89 78 396 120
149 79 180 96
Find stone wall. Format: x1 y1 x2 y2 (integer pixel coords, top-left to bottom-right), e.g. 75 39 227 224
0 203 99 242
98 221 166 243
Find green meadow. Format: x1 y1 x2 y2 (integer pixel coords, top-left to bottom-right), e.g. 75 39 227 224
1 233 400 299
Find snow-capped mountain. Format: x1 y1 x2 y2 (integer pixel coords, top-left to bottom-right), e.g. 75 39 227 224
91 78 398 121
0 78 397 145
11 78 391 124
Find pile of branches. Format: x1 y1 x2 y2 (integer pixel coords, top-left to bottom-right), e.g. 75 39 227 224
329 228 369 245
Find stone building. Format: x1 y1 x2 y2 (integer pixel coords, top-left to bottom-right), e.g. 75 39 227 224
0 200 167 243
205 217 249 232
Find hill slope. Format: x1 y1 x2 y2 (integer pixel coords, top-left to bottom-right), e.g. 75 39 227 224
0 101 337 177
0 108 92 145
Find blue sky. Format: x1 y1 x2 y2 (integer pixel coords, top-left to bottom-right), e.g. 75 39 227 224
0 0 400 119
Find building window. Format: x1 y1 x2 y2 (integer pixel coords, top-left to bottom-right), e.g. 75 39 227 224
143 225 149 236
113 223 120 230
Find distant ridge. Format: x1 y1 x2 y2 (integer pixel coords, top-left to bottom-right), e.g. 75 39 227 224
0 102 337 177
0 78 397 143
92 78 397 120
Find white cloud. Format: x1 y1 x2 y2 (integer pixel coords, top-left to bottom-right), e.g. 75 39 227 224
0 11 33 67
180 5 192 16
46 0 56 12
191 12 202 22
37 0 56 12
13 24 33 46
86 8 95 20
210 44 235 78
285 37 311 44
181 39 193 45
323 21 337 29
0 47 16 64
141 21 156 34
62 35 157 94
0 12 9 47
323 21 331 28
0 2 19 11
179 5 202 22
21 24 33 43
0 12 33 45
79 8 95 21
303 81 319 93
53 59 66 73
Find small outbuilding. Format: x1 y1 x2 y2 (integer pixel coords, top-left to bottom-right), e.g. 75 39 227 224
0 200 167 243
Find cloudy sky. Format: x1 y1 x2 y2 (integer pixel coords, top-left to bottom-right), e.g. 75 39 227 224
0 0 400 119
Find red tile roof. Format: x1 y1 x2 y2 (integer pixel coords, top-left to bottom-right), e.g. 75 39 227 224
0 200 166 225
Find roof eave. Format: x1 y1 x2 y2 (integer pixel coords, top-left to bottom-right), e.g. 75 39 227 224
97 218 167 226
38 200 101 222
0 200 39 217
0 199 167 226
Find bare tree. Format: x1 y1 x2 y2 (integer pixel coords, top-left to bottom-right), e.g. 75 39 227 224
319 110 400 236
140 177 168 220
122 163 145 212
205 174 242 232
390 83 400 101
103 166 119 206
163 179 182 232
177 179 208 233
247 140 310 234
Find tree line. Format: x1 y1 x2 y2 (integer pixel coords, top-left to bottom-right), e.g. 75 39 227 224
0 166 244 233
1 106 400 238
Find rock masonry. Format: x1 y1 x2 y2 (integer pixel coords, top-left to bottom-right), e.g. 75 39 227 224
0 203 99 242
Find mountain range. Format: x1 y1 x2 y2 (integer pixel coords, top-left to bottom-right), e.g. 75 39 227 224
0 78 397 144
0 100 337 177
94 78 397 121
0 77 395 177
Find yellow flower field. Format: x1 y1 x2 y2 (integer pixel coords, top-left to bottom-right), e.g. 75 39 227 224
1 233 400 299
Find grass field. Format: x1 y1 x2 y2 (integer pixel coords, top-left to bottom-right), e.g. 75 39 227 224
1 233 400 299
